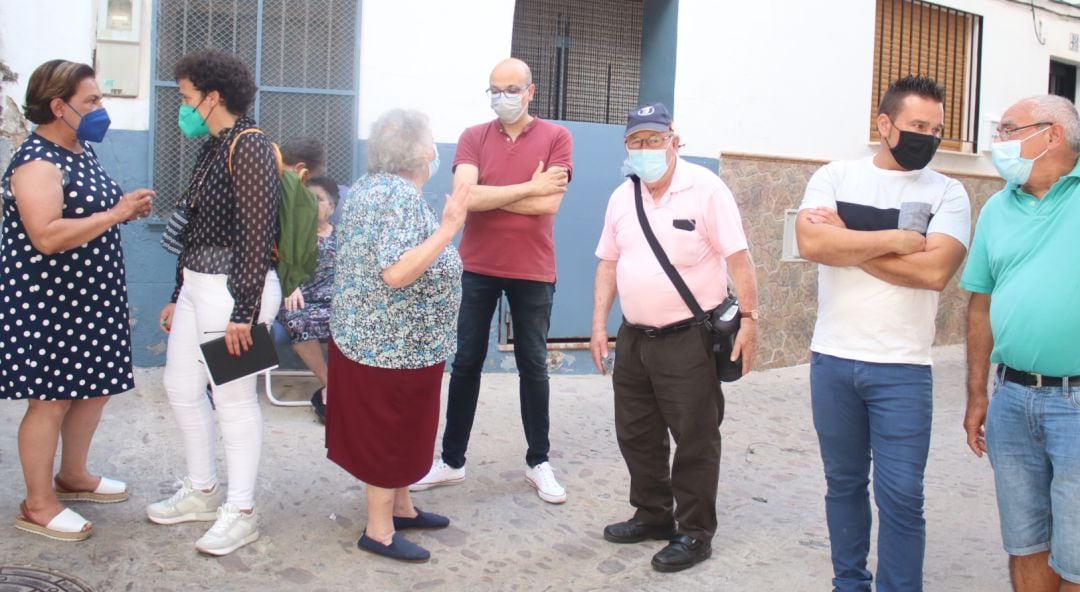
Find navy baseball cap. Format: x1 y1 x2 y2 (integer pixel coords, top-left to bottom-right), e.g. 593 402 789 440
625 102 673 136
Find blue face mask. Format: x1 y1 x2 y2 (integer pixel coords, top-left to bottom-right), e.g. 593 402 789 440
64 104 111 143
991 126 1050 186
625 149 669 183
429 143 440 179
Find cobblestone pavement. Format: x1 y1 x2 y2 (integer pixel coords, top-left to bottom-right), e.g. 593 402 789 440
0 345 1009 591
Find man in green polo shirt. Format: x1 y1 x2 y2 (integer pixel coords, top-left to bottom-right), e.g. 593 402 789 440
962 94 1080 592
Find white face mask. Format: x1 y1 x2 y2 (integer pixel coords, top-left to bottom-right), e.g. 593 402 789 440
491 93 527 125
991 126 1050 186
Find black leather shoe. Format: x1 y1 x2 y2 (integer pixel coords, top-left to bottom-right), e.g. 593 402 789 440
651 534 712 572
603 517 677 544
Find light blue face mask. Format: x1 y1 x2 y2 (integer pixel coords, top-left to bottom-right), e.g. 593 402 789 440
625 149 669 183
991 126 1050 185
429 143 440 179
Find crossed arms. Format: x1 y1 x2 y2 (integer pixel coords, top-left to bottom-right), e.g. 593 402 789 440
453 161 569 216
795 207 967 292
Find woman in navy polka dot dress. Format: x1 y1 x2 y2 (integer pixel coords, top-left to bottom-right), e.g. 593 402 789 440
1 60 153 541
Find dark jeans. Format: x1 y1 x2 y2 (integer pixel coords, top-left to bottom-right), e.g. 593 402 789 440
441 271 555 469
612 322 723 542
810 352 933 592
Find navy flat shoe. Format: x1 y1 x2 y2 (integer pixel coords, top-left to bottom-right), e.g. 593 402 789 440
392 508 450 530
357 532 430 562
310 389 326 423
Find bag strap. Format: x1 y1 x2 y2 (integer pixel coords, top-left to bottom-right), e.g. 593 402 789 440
228 128 284 175
631 175 711 327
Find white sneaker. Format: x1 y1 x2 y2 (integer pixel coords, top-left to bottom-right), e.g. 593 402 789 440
194 503 259 556
408 459 466 492
525 462 567 504
146 478 223 525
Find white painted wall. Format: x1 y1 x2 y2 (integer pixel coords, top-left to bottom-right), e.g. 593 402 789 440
0 0 153 131
7 0 1080 171
357 0 515 143
673 0 1080 176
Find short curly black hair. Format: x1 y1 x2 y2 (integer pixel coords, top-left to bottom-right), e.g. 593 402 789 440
173 50 256 115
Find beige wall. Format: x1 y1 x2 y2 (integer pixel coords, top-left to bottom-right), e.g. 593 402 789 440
719 152 1004 370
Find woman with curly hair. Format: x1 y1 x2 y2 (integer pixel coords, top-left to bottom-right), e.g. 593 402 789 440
147 49 282 556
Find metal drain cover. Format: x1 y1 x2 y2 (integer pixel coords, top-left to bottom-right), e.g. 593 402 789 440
0 566 94 592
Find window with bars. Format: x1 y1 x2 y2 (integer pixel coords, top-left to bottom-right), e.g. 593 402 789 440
871 0 982 153
151 0 358 215
511 0 643 125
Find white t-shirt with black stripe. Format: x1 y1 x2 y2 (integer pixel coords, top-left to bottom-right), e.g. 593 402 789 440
799 156 971 365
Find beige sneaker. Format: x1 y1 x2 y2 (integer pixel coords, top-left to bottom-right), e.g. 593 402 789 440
146 478 222 525
195 503 259 556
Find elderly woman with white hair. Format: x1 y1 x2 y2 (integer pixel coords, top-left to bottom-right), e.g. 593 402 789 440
327 108 468 563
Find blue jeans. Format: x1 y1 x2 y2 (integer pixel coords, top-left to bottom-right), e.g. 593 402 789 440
986 374 1080 583
441 271 554 468
810 352 933 592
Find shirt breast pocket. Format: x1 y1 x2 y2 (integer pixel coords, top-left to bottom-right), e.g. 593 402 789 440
667 219 701 266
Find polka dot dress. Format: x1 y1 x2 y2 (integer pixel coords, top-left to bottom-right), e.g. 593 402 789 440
0 134 134 400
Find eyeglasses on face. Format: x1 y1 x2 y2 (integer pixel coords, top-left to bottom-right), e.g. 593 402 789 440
993 121 1052 141
486 86 529 99
624 134 674 150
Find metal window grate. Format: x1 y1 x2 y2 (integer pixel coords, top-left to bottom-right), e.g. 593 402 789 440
511 0 643 125
871 0 983 153
151 0 357 215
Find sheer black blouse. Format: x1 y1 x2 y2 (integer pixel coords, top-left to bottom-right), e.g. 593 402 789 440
170 117 281 323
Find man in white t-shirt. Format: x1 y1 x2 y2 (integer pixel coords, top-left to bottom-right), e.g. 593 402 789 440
795 76 971 592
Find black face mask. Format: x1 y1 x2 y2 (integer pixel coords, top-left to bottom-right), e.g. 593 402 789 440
885 125 941 171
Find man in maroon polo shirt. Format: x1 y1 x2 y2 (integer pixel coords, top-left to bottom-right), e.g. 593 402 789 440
410 58 574 504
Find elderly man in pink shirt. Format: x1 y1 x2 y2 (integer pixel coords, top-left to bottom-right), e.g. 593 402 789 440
589 102 759 573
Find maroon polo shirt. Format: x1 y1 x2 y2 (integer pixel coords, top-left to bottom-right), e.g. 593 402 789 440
453 117 573 283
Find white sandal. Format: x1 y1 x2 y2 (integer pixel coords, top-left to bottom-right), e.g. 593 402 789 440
55 475 129 503
15 501 92 542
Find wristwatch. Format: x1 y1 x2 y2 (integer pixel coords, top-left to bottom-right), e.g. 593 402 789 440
740 309 759 321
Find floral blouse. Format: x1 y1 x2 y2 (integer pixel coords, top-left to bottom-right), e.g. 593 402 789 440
331 173 462 369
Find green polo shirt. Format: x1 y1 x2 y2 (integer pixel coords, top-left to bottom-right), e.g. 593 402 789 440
960 159 1080 376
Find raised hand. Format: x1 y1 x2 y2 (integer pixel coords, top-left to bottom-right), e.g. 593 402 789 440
113 188 154 222
442 182 471 233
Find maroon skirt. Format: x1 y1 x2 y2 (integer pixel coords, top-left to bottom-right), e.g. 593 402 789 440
325 339 444 488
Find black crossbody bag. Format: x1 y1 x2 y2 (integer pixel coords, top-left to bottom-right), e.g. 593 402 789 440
631 175 743 382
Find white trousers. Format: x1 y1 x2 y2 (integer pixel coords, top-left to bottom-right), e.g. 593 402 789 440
163 268 281 508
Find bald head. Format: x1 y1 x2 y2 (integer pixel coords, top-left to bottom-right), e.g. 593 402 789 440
1006 95 1080 153
490 58 532 87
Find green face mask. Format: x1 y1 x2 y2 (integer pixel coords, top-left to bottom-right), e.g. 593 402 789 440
177 103 210 139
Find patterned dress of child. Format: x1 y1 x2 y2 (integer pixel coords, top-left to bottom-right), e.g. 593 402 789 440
0 134 134 400
283 233 335 344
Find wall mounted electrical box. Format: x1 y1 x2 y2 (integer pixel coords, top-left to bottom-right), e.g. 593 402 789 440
94 0 141 97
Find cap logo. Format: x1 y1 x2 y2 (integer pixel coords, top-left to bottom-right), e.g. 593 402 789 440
637 106 655 116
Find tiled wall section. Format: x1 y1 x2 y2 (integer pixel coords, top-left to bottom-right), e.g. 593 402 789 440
718 152 1004 370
